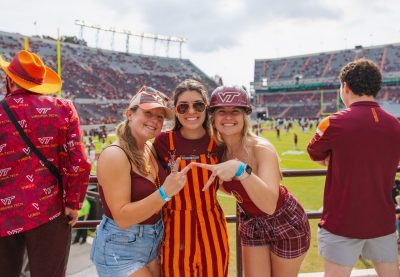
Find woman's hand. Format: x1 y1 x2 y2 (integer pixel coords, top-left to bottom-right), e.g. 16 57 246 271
163 157 193 197
191 160 242 191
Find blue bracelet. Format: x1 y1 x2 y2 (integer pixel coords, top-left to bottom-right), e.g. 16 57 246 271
158 186 171 202
234 162 246 177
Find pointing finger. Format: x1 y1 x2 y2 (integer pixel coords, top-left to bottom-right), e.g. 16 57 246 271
191 162 215 171
202 174 216 191
179 162 194 175
171 157 181 173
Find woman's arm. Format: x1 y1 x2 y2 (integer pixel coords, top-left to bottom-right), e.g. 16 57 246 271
192 143 280 214
239 144 280 214
98 147 190 229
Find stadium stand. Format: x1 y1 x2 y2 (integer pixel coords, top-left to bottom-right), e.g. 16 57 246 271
254 43 400 118
0 30 218 125
1 30 399 121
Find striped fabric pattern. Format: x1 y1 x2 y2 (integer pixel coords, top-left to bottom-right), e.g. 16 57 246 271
154 131 229 277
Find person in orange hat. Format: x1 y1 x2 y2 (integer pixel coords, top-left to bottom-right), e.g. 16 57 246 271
0 50 91 276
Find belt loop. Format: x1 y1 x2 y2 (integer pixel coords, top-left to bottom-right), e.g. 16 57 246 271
138 225 144 237
157 219 163 235
103 216 111 229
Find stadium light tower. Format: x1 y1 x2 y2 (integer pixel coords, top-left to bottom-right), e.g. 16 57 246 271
95 25 100 48
166 38 170 57
79 23 84 48
153 35 158 56
74 20 186 58
140 33 144 54
179 40 183 59
110 27 116 51
125 31 130 53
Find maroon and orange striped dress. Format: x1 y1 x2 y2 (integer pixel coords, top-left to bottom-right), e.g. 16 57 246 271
154 131 229 277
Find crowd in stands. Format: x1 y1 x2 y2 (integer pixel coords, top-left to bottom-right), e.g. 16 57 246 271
1 30 399 123
0 30 218 124
256 88 400 118
255 43 400 89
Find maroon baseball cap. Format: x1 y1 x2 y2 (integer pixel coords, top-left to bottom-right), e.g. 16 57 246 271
209 86 252 114
129 86 173 119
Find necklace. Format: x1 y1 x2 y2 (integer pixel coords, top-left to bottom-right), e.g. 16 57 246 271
144 145 161 189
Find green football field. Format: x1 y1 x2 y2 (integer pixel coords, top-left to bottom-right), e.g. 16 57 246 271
87 122 400 274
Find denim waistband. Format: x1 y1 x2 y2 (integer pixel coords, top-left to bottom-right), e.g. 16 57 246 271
99 215 163 237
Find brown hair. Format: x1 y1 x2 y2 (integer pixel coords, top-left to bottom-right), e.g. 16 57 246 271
339 59 382 97
173 79 210 131
115 106 149 176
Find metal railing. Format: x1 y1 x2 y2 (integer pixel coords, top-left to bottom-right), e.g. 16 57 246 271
75 167 400 277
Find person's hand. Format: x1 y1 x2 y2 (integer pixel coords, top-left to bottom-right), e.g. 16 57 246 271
162 158 193 198
316 155 330 167
191 160 241 191
65 207 79 226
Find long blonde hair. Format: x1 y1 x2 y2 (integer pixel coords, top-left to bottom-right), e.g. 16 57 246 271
115 106 149 176
210 109 257 161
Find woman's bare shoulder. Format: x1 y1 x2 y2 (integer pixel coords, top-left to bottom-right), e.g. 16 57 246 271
98 144 130 172
251 137 276 154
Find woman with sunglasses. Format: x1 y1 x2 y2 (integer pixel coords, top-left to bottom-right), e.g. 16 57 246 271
153 79 229 276
193 86 310 277
91 86 192 277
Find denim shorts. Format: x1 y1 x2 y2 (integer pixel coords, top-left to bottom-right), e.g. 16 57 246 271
90 215 164 277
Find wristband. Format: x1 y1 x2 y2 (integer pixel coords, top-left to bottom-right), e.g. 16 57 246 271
235 163 252 181
158 186 171 202
234 162 246 177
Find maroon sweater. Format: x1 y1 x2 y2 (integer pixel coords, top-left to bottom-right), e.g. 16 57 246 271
307 101 400 238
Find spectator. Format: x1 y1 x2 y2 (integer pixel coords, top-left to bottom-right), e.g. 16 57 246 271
307 59 400 277
90 86 192 276
153 79 229 276
86 137 96 164
194 86 310 277
72 198 91 245
0 50 91 276
276 126 280 139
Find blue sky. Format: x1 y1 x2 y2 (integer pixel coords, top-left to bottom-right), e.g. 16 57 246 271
1 0 399 88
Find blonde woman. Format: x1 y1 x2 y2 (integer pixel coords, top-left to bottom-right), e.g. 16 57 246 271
91 86 192 277
193 86 310 277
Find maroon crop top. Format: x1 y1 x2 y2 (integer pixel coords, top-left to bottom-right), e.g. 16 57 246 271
99 145 167 224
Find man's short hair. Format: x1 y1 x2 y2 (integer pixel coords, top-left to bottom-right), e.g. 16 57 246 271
339 59 382 97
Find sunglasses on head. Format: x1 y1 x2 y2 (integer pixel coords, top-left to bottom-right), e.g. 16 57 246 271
176 101 207 114
138 86 172 105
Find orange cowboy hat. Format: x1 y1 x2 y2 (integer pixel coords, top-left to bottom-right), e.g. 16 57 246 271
0 50 61 94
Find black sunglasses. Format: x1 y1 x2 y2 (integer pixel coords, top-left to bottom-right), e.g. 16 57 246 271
176 101 207 114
